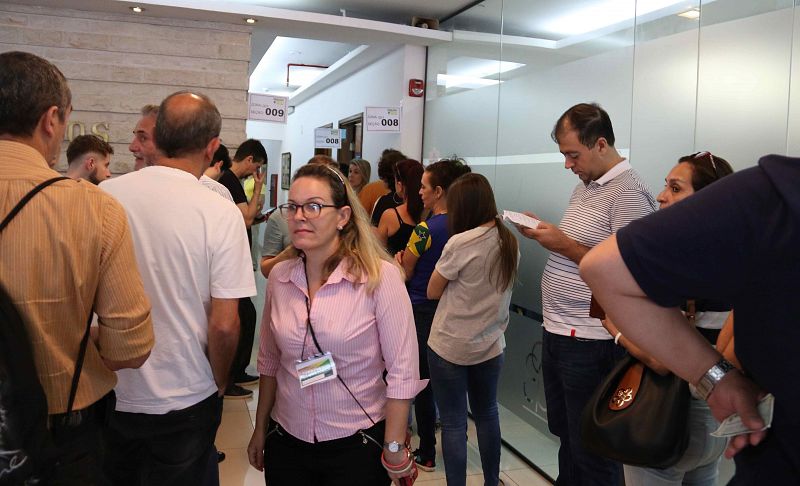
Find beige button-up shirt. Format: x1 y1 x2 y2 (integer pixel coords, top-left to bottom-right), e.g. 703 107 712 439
0 140 153 414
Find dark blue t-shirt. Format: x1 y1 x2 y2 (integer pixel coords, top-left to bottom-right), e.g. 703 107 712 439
616 155 800 482
407 213 449 305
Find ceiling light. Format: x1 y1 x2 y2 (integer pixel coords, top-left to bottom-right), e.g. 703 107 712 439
129 6 144 13
245 18 257 24
287 65 326 88
436 74 501 90
678 9 700 19
447 57 525 79
543 0 686 37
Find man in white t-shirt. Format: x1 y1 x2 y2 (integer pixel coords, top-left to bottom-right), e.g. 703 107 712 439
516 103 656 486
100 91 256 484
201 143 234 202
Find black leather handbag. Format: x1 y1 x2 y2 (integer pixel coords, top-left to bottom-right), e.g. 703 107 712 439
580 354 691 468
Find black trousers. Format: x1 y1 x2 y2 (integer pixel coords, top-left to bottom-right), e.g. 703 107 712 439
103 393 223 486
263 420 391 486
231 296 257 380
46 392 115 486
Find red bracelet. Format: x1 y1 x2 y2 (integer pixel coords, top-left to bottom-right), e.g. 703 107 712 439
381 448 413 474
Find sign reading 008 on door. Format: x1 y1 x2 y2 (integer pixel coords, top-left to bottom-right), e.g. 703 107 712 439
248 93 289 123
314 128 345 149
366 107 401 132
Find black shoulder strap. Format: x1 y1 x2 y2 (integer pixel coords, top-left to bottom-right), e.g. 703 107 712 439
0 176 88 414
0 177 69 232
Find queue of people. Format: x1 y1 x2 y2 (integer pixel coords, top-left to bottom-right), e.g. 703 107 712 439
2 49 797 486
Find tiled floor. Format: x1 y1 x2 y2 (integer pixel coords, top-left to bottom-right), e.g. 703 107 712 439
216 381 552 486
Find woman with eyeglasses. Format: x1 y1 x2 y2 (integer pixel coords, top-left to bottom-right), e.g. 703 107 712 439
247 163 425 485
603 151 735 486
376 159 425 255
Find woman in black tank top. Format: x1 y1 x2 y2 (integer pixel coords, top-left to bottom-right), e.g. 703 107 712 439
376 160 424 255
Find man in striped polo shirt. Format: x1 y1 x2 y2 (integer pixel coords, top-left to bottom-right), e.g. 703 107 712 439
517 103 656 485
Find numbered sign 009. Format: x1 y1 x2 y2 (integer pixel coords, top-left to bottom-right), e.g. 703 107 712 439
248 93 289 123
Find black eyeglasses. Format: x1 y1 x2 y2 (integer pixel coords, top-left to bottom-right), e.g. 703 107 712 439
279 202 338 219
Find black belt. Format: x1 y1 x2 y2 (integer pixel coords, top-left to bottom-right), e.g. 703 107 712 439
48 391 114 430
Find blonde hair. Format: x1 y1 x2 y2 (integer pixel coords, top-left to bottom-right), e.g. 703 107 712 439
349 158 371 192
291 164 396 291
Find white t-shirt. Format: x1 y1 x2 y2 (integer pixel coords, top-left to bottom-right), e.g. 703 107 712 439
429 225 517 366
200 174 234 202
101 166 256 414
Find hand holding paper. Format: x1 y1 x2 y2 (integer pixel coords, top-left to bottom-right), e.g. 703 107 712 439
502 210 540 229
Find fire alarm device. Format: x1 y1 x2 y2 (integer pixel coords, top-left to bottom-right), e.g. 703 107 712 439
408 79 424 97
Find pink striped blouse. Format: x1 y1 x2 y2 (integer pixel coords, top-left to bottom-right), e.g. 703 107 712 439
258 257 427 442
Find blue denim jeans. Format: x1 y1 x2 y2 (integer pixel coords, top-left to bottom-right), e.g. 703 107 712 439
542 330 625 486
624 397 726 486
428 349 504 486
413 301 438 461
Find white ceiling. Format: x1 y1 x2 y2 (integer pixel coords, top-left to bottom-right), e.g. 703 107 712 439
249 37 358 96
230 0 476 24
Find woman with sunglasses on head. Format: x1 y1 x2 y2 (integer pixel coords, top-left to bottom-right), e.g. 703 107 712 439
394 158 471 472
377 159 425 255
426 173 519 486
247 163 425 485
603 151 735 486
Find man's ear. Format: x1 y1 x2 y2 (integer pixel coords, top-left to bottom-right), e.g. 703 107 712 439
84 156 95 171
595 137 608 153
39 106 61 138
205 137 221 164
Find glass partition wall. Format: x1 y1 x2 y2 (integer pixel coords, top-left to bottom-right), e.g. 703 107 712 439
423 0 797 482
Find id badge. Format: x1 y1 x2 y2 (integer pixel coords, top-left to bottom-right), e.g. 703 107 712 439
295 352 338 388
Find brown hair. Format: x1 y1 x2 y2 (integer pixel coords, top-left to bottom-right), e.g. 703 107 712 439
677 151 734 191
291 163 394 291
394 159 425 223
447 173 518 291
66 134 114 164
424 158 471 194
552 102 615 148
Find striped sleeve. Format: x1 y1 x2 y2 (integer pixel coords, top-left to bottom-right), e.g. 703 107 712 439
610 188 657 233
373 262 427 399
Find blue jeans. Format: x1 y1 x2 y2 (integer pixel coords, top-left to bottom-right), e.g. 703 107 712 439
413 300 438 460
624 397 726 486
428 349 504 486
542 330 625 486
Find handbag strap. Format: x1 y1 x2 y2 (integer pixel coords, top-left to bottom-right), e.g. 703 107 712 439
1 176 90 414
685 300 697 328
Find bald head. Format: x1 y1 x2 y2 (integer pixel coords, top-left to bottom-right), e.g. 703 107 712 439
154 91 221 159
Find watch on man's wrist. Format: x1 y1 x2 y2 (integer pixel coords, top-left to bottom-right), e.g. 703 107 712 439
696 358 736 400
383 440 403 453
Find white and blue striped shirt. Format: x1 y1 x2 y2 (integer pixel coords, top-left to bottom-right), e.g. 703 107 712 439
542 160 656 340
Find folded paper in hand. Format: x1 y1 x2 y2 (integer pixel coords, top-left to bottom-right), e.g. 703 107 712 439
502 210 540 229
711 393 774 438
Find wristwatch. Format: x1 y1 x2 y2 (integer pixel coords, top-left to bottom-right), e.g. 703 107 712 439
696 358 736 400
383 441 403 453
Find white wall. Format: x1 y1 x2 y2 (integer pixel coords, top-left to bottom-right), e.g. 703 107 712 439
276 44 426 202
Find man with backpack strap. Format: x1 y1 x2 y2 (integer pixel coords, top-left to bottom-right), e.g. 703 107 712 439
0 51 154 484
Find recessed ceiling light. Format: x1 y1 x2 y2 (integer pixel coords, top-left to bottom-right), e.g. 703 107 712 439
130 6 144 13
245 18 257 24
678 8 700 19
